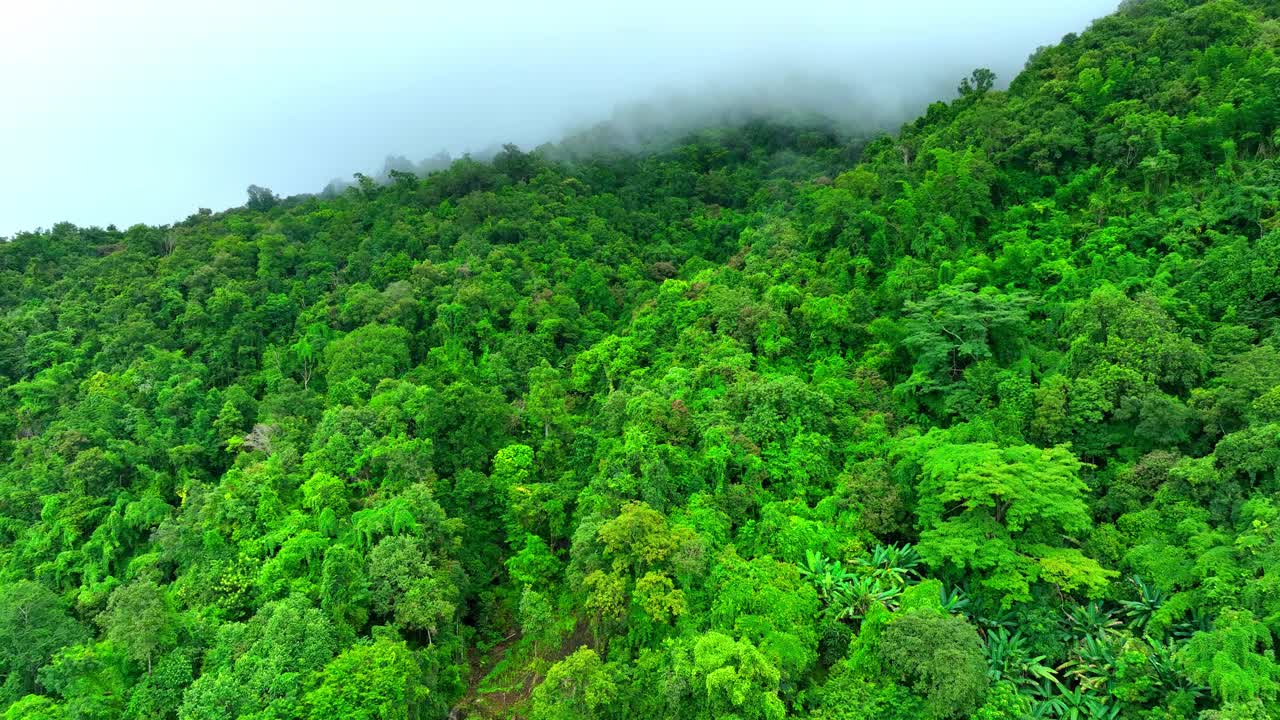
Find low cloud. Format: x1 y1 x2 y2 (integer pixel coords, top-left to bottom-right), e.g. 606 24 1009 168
0 0 1118 236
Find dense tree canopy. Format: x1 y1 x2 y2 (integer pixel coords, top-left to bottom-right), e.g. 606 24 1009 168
3 1 1280 717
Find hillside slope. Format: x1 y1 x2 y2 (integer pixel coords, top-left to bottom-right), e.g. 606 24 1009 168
2 1 1280 718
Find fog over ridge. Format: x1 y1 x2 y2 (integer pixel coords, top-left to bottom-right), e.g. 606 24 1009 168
0 0 1120 237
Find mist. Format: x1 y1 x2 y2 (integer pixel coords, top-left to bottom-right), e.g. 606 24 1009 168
0 0 1119 238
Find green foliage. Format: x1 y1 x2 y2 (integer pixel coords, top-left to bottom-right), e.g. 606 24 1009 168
657 631 788 720
908 436 1115 605
5 2 1280 717
0 582 86 698
1180 610 1280 705
178 595 336 720
98 580 177 674
324 323 411 401
305 638 426 720
877 610 988 718
529 647 620 720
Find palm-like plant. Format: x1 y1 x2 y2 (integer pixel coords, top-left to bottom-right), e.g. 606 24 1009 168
966 593 1020 633
940 584 970 613
799 548 831 579
1145 637 1203 697
800 549 850 602
1033 685 1121 720
830 574 901 621
1118 576 1164 632
801 545 921 624
1168 608 1210 642
1057 634 1116 693
1029 697 1056 719
985 627 1058 695
1065 602 1121 639
853 543 922 586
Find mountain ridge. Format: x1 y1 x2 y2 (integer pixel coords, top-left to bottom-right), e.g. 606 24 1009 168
2 1 1280 718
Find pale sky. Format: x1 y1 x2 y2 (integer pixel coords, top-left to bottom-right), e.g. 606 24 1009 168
0 1 1118 237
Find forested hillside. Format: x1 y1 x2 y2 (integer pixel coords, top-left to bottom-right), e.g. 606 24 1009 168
3 1 1280 718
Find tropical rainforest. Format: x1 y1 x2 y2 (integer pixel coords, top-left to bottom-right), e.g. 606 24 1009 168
3 0 1280 718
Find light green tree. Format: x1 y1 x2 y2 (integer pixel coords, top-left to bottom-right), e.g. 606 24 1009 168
306 638 425 720
99 580 177 674
907 435 1115 605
